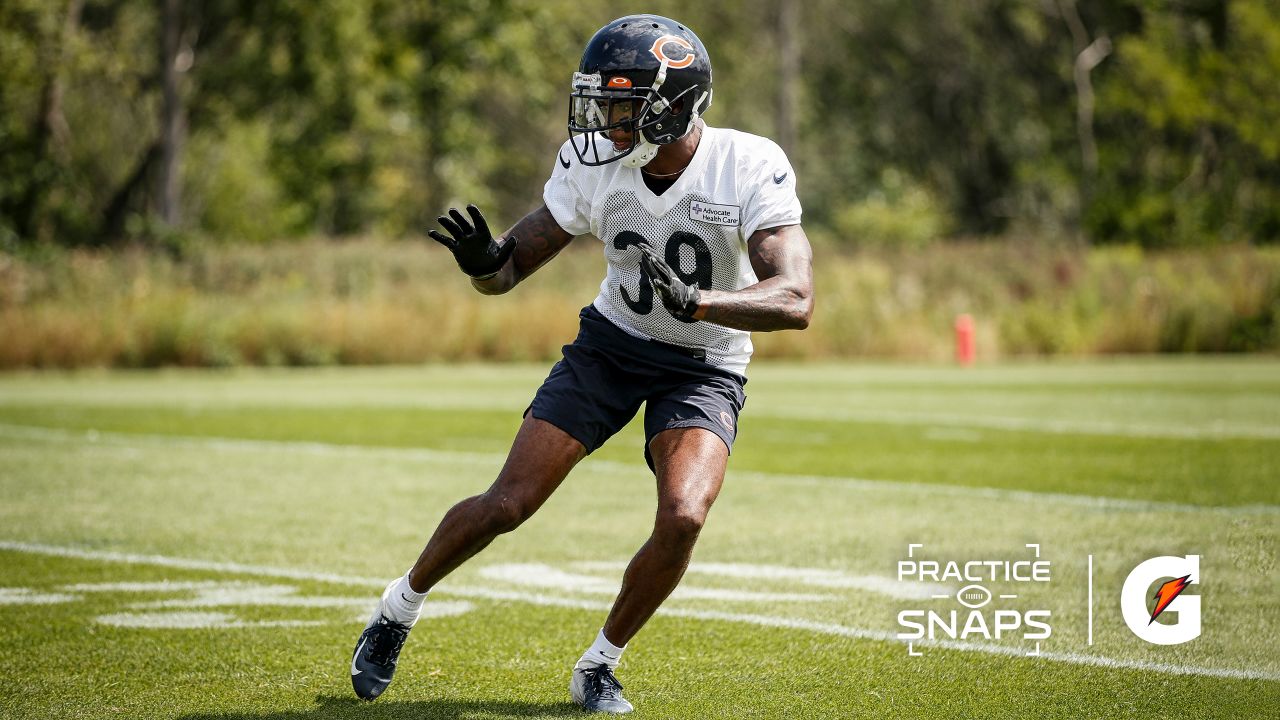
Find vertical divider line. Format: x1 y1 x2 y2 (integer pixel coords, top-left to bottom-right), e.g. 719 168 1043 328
1087 554 1094 646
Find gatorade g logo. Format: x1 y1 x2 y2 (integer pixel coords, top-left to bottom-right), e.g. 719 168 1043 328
650 35 695 69
1121 555 1201 645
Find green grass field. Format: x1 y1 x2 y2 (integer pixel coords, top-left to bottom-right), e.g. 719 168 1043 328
1 359 1277 718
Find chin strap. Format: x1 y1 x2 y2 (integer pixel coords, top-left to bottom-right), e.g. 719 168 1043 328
620 57 672 169
689 89 711 127
621 140 660 168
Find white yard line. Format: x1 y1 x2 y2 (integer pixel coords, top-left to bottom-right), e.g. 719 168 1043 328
724 470 1280 516
1 540 1275 682
758 406 1280 440
2 423 1275 516
0 587 80 605
478 563 835 603
95 611 322 629
572 561 949 601
0 422 498 467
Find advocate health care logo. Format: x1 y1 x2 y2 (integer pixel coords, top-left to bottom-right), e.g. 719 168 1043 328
894 545 1202 655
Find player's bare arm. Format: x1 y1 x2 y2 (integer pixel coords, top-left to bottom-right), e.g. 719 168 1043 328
429 204 574 295
695 223 813 330
640 223 814 331
472 205 575 295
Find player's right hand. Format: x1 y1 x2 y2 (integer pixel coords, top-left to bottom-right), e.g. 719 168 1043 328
428 205 517 280
638 242 702 321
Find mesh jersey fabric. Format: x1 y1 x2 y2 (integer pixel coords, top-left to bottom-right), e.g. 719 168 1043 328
543 126 802 376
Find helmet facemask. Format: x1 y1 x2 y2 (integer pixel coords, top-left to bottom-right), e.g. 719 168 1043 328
568 60 704 168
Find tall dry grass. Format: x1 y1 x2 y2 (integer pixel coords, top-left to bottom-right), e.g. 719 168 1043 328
1 238 1277 368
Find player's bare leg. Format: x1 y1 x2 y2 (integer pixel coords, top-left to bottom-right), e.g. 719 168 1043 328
407 414 586 590
607 427 727 642
352 414 585 701
571 426 728 713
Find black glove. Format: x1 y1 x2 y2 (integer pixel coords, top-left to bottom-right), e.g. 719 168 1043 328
428 205 517 279
638 243 701 321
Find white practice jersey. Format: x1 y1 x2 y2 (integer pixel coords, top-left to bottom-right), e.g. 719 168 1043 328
543 125 802 376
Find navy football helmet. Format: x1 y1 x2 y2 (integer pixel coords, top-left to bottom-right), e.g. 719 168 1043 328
568 15 713 168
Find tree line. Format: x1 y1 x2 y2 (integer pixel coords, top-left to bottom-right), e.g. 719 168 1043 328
2 0 1277 249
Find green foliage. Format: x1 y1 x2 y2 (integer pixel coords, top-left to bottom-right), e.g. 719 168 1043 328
0 0 160 245
1090 0 1280 245
801 0 1077 236
1 1 1278 246
830 169 951 249
182 119 307 242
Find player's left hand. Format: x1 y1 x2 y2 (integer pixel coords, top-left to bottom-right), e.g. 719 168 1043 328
638 243 701 321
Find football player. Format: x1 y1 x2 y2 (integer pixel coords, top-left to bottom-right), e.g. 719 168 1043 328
351 14 813 714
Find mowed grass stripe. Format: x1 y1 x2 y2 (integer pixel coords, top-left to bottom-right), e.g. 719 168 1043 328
2 423 1275 516
1 401 1278 507
2 360 1278 439
2 391 1277 441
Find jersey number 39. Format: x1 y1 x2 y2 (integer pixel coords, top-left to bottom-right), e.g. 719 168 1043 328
614 231 713 322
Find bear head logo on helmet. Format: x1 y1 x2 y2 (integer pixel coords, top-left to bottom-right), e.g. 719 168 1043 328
568 15 713 168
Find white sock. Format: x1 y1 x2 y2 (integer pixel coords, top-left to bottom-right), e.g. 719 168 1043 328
576 628 626 670
380 573 426 626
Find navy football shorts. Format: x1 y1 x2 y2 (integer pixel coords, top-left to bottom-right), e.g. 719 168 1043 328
527 305 747 471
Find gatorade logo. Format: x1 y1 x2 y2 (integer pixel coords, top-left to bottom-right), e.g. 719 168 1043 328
1121 555 1201 645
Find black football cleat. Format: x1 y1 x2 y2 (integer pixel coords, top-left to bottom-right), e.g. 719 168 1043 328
570 664 634 714
350 613 412 701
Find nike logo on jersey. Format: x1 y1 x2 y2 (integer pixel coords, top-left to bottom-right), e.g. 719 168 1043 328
773 171 788 184
559 151 571 169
